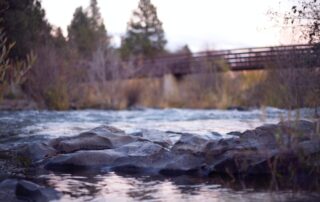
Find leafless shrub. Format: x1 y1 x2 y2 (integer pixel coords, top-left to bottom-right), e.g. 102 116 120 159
262 48 320 109
23 45 72 109
0 26 35 99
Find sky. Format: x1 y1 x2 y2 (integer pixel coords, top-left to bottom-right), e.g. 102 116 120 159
42 0 293 52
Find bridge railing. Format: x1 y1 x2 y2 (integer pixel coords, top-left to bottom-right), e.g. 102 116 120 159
119 44 318 79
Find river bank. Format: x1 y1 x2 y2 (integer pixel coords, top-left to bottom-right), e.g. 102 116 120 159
0 120 320 201
0 108 319 201
2 67 319 111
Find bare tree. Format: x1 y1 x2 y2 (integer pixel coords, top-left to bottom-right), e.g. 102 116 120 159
284 0 320 43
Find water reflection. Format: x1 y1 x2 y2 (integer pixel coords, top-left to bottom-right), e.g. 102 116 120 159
1 108 319 201
41 172 320 202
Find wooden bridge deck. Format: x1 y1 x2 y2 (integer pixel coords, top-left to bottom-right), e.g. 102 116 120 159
118 44 319 79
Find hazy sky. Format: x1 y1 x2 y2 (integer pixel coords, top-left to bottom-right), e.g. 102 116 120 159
42 0 292 52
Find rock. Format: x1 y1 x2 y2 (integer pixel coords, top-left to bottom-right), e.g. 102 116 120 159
45 141 171 173
49 125 138 153
138 129 181 148
111 141 204 174
128 131 143 137
279 120 317 135
239 124 280 150
204 138 241 157
15 142 56 163
296 139 320 155
210 132 223 138
5 120 319 179
226 131 242 136
0 179 60 202
110 141 171 173
160 152 206 176
206 149 279 174
0 179 20 202
171 133 215 154
0 143 54 176
45 139 207 175
204 120 320 175
44 149 123 171
16 180 60 202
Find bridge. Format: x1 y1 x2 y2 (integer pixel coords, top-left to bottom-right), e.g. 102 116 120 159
118 44 320 79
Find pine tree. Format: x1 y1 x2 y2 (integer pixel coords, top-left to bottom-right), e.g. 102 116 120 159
88 0 107 45
0 0 51 59
52 27 66 49
68 7 92 57
68 0 108 58
120 0 166 59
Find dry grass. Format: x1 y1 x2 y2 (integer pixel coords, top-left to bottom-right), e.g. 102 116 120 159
18 42 320 110
68 70 268 109
64 64 318 110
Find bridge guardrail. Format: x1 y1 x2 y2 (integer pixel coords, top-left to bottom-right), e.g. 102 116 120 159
119 44 319 79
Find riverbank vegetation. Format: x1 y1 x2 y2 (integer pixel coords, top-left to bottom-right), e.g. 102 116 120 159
0 0 319 110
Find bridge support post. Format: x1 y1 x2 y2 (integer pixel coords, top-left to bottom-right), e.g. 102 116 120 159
163 74 180 101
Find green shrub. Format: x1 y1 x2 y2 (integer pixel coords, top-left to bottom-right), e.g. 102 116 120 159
44 83 69 110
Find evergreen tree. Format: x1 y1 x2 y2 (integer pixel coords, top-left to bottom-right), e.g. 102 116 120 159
88 0 108 45
52 27 67 49
0 0 51 59
68 7 92 57
89 0 102 25
120 0 167 59
68 0 108 58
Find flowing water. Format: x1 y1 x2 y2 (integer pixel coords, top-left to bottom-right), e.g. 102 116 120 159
0 107 319 201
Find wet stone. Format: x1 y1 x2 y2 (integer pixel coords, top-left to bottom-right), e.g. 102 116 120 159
0 179 60 202
49 125 138 153
2 120 320 179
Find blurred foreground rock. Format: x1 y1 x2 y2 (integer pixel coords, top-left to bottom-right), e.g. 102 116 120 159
0 179 60 202
38 120 320 177
0 120 319 200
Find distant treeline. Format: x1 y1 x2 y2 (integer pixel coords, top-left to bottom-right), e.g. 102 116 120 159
0 0 181 109
0 0 319 110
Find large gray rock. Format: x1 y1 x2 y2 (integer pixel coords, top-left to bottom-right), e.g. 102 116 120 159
49 125 138 153
134 129 181 148
16 142 56 163
159 152 206 175
204 120 320 175
45 139 207 175
171 133 215 154
45 140 171 172
0 179 60 202
43 120 320 176
7 120 319 178
0 142 56 177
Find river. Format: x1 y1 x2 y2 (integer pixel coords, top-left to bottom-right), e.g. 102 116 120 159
0 107 319 201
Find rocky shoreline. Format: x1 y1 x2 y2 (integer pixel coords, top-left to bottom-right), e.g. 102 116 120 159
0 120 319 201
